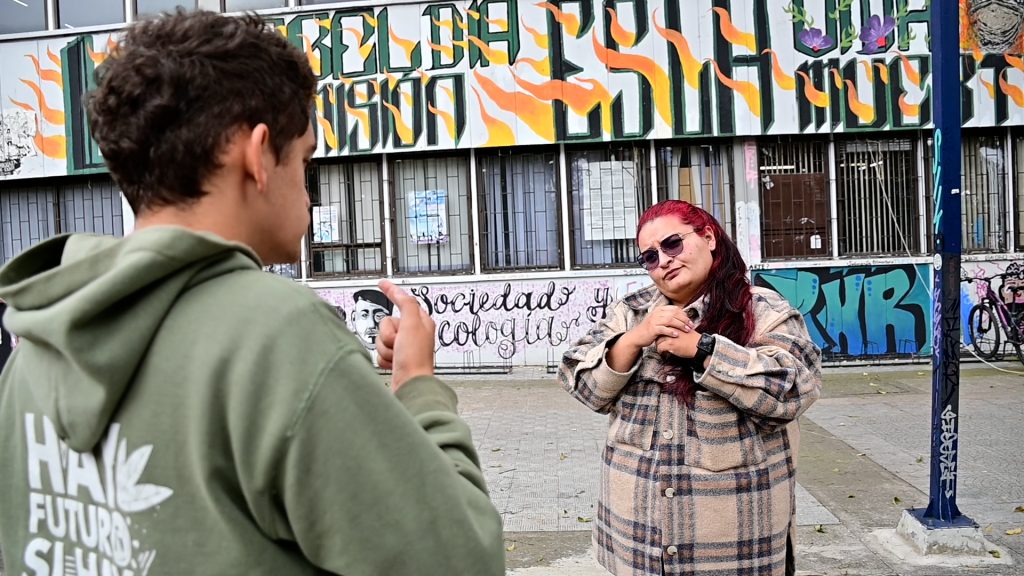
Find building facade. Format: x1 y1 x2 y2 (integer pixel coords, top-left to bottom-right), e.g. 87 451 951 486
1 0 1022 368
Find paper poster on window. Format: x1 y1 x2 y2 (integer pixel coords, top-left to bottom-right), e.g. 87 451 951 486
407 189 449 245
312 205 339 243
582 160 638 241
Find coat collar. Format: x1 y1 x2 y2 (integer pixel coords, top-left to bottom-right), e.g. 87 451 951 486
622 283 710 323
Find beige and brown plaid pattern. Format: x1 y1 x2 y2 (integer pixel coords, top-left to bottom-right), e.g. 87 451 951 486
559 285 822 576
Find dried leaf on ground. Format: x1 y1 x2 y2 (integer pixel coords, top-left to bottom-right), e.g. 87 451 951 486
848 494 856 499
1015 506 1024 513
989 550 1002 559
505 541 517 552
892 496 902 505
559 453 568 461
916 456 924 464
1006 528 1022 536
491 447 502 452
578 516 593 523
815 524 826 533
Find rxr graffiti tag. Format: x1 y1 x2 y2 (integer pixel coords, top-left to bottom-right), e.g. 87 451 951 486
752 264 931 358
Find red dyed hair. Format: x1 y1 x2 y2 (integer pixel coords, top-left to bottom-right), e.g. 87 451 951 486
637 200 755 400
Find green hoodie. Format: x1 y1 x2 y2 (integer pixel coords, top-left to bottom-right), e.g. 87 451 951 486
0 227 504 576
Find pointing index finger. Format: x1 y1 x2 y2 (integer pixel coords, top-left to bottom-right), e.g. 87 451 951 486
378 279 419 315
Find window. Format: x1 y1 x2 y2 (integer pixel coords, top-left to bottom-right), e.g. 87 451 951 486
476 148 561 271
306 160 384 278
757 138 831 259
136 1 197 18
1013 132 1024 250
298 0 339 4
58 0 125 29
0 0 47 35
224 0 287 11
0 178 123 265
568 144 651 268
656 143 736 241
927 131 1009 253
391 155 472 274
836 137 921 256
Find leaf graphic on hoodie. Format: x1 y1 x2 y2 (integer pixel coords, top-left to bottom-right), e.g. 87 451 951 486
116 439 174 513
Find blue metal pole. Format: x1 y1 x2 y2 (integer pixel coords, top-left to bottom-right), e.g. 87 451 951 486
918 0 966 528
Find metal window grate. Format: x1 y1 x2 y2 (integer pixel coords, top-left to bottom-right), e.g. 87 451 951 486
306 160 384 278
1010 131 1024 251
836 137 920 256
391 154 473 274
757 137 831 259
568 144 651 269
0 177 122 266
925 130 1009 253
477 148 561 271
656 143 736 241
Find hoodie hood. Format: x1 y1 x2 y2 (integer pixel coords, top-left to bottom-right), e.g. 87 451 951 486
0 227 261 452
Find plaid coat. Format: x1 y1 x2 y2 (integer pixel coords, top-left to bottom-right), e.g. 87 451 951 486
558 284 822 576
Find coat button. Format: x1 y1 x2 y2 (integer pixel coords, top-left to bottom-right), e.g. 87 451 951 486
666 545 678 556
661 430 674 440
665 487 675 498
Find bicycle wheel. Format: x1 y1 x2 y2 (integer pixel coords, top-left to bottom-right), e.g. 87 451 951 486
968 303 1001 360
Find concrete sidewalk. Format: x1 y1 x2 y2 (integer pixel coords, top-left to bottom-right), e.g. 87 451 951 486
449 364 1024 576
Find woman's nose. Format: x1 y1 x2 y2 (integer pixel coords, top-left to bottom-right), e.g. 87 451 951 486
658 250 673 267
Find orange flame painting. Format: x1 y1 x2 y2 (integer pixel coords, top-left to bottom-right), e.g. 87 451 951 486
999 69 1024 107
537 2 581 37
762 49 795 91
20 79 64 126
428 103 457 141
382 100 414 145
653 10 702 90
468 36 509 65
592 31 672 126
710 60 761 117
345 102 372 142
874 63 889 84
896 52 922 89
831 68 843 90
302 36 321 76
1006 54 1024 74
428 41 455 60
795 71 829 108
431 17 454 34
860 60 874 83
388 27 418 63
711 7 756 53
607 8 637 48
516 56 552 77
522 20 549 50
844 80 875 123
898 93 920 117
979 74 996 99
316 114 339 150
46 47 61 68
513 75 612 134
474 70 554 142
485 17 509 32
28 54 63 90
472 87 515 147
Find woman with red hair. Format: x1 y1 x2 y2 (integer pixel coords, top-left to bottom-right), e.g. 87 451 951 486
559 200 822 576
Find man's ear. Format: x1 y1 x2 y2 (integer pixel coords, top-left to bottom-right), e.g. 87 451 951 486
243 123 272 194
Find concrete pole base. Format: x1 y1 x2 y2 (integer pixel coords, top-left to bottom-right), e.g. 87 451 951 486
869 509 1013 568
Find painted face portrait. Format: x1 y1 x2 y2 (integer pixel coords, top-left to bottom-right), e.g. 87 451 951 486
350 289 394 351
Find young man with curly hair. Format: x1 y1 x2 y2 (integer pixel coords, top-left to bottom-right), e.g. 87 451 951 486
0 10 504 575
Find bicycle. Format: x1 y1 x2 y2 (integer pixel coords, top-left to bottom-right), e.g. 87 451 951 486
963 274 1024 366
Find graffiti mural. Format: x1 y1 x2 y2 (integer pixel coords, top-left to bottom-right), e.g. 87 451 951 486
2 0 1024 181
752 264 932 358
317 277 636 365
960 258 1024 344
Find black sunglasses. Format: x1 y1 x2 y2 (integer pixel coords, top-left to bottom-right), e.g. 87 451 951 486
636 232 696 271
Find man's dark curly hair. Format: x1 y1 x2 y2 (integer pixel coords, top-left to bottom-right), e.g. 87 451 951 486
88 9 316 214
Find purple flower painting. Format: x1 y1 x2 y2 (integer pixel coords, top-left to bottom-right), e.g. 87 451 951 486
859 15 896 54
799 27 835 53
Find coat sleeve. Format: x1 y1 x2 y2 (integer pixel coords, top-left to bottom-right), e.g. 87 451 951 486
557 300 641 414
694 303 822 432
273 349 505 576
